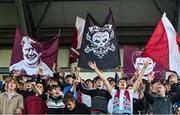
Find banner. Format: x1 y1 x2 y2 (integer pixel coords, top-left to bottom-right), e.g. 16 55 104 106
69 16 85 64
141 13 180 75
78 9 120 69
123 45 165 80
9 27 59 77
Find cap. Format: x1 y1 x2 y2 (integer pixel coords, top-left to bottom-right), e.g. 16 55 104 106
65 74 76 79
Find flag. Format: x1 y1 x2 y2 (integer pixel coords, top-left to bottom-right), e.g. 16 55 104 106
78 8 120 69
124 45 165 80
9 27 59 77
141 13 180 75
69 16 85 64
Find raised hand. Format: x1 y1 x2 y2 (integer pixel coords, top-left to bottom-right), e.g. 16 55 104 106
76 67 81 72
52 62 56 73
73 79 79 86
148 71 155 82
143 59 150 68
71 66 76 75
88 61 97 70
57 65 62 73
38 63 44 76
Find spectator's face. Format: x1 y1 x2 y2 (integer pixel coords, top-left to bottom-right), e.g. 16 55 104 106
65 100 76 111
22 43 40 65
25 82 32 89
109 80 116 87
175 107 180 115
8 80 17 90
36 83 44 92
95 79 104 89
50 87 61 97
158 85 166 96
65 77 73 84
18 83 24 90
118 80 127 89
169 74 177 84
85 80 94 89
152 82 161 92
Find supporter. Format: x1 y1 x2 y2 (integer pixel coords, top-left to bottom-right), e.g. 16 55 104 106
63 92 90 114
80 79 94 107
0 78 24 114
77 62 112 114
47 85 65 114
144 83 175 114
142 71 161 114
23 81 48 114
52 63 65 90
63 74 77 99
21 80 35 101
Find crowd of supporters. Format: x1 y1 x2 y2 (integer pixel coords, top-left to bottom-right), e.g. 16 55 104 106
0 61 179 114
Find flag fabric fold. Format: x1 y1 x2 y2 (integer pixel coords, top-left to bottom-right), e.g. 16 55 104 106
69 16 85 64
141 13 180 75
78 9 120 70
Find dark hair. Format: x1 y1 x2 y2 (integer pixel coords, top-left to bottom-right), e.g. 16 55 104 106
118 77 127 82
49 84 60 91
85 79 94 84
93 76 101 82
35 81 44 89
65 74 76 79
151 80 161 84
63 93 75 104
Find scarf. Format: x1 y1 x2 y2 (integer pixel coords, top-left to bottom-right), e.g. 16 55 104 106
112 90 131 113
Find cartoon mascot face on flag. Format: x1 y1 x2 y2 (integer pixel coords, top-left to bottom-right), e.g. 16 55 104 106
84 24 115 59
132 51 156 75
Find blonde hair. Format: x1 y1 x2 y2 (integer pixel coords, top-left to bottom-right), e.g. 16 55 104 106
7 78 19 90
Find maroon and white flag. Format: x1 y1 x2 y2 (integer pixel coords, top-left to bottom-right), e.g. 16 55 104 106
69 16 85 64
141 13 180 75
124 45 165 80
9 27 59 77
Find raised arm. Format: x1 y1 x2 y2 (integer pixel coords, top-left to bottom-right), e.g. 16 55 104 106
132 60 149 92
88 61 112 93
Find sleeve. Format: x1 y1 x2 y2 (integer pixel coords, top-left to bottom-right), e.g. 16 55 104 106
81 103 91 114
144 82 154 104
107 90 112 100
77 83 93 96
16 95 24 114
44 102 48 114
40 93 47 101
22 97 29 114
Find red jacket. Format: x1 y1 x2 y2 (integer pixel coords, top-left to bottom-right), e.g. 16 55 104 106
23 95 48 114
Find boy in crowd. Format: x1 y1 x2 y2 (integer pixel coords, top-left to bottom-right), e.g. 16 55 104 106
76 63 112 114
63 93 90 114
23 81 48 114
0 78 24 114
47 85 65 114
